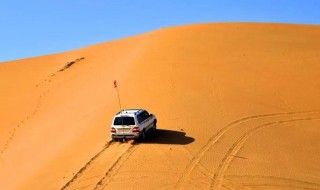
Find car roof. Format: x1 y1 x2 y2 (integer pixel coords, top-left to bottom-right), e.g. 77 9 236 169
115 109 145 116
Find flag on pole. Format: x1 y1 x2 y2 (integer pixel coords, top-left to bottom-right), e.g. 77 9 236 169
113 80 117 88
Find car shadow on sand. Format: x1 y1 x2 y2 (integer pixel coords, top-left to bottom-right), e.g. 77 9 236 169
144 129 194 145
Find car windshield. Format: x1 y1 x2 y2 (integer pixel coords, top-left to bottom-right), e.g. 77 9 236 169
113 117 135 125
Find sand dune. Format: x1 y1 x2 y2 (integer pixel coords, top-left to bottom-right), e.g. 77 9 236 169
0 23 320 190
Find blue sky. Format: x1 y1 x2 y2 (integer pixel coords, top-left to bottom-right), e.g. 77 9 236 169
1 0 319 62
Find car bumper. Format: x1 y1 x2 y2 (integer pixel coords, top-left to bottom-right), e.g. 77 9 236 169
111 133 140 139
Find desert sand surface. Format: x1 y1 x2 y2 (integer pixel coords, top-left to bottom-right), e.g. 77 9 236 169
1 23 320 190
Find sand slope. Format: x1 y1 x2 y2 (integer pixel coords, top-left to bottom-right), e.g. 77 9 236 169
0 23 320 190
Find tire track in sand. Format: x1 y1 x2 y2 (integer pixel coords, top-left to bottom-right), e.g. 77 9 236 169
93 144 137 190
210 116 320 189
224 175 320 190
60 141 113 190
0 57 85 155
173 110 320 189
60 141 136 190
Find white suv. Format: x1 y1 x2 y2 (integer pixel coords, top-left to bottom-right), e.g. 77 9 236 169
110 109 157 141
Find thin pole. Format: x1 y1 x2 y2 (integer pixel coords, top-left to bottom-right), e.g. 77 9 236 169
116 87 122 111
114 80 122 111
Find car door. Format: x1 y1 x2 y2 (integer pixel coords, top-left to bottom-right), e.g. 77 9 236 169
137 111 146 130
142 111 153 131
114 116 135 135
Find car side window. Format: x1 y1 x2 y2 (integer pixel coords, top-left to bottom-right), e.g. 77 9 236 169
144 111 150 118
138 111 149 124
137 113 144 124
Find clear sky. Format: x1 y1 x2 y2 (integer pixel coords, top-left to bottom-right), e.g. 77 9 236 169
1 0 319 62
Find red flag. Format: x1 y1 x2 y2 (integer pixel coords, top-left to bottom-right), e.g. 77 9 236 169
113 80 117 88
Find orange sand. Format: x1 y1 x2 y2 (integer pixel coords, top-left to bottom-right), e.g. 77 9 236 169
1 23 320 190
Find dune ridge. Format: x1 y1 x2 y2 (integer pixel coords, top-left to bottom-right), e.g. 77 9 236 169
1 23 320 190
